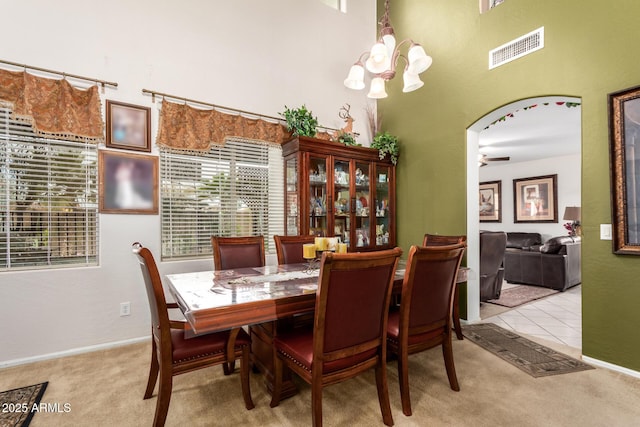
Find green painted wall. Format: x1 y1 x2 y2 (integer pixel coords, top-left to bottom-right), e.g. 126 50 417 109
380 0 640 371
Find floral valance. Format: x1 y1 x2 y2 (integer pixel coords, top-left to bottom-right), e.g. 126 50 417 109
156 100 333 151
0 68 104 143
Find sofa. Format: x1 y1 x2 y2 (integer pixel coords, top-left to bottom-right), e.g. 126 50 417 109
504 232 581 291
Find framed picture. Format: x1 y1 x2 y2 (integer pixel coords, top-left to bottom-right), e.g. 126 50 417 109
99 150 158 214
106 100 151 152
479 180 501 222
513 174 557 222
609 85 640 254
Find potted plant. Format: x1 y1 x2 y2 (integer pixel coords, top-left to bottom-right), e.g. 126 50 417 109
371 131 399 165
338 132 360 146
280 104 318 137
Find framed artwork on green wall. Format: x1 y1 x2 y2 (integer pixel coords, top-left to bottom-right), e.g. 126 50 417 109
609 85 640 255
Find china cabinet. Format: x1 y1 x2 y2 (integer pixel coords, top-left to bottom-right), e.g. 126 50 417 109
282 136 396 251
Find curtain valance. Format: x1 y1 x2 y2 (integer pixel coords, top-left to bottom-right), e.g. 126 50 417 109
156 100 332 151
0 68 104 143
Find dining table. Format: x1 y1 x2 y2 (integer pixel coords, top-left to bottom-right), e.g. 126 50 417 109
165 262 469 399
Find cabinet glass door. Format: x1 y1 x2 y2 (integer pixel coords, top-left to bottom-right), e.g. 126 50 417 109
375 165 391 246
333 159 350 246
285 157 299 235
354 162 371 249
309 156 328 236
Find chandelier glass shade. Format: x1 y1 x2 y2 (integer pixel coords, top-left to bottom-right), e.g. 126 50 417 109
344 0 432 98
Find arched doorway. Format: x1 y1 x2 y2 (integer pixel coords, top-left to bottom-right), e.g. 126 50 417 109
465 96 582 325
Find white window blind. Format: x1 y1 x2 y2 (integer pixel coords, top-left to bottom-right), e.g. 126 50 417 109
160 138 284 260
0 106 98 270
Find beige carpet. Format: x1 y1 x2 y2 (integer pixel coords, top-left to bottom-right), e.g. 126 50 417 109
1 338 640 427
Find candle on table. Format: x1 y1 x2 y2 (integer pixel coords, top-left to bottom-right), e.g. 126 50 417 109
303 243 317 259
327 237 338 251
314 237 328 251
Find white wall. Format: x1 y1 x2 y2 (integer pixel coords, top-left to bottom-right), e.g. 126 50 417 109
0 0 376 365
478 154 581 242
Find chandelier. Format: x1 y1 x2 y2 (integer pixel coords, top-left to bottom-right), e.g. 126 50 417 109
343 0 432 98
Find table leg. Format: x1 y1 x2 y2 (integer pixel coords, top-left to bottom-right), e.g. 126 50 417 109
249 321 298 400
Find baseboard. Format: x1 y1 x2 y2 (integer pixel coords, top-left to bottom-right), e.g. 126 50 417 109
0 336 149 369
582 355 640 379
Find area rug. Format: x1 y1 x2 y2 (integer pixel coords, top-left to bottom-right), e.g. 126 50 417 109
487 284 559 308
0 382 48 427
463 323 594 377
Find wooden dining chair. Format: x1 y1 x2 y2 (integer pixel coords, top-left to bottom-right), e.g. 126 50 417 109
211 235 265 271
387 243 465 417
273 234 315 265
132 242 254 427
270 247 403 427
423 233 467 340
211 235 265 374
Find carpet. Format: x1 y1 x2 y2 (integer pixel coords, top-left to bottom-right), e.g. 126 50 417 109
487 284 559 307
463 323 594 377
0 382 48 427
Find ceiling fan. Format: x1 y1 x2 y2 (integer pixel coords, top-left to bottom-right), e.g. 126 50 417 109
478 153 510 167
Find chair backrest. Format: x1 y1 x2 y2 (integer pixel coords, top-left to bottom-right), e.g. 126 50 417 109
479 231 507 275
423 233 467 247
132 242 171 340
399 244 466 335
314 247 403 368
211 236 265 270
273 235 316 265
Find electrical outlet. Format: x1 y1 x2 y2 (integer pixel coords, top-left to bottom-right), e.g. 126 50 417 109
120 302 131 317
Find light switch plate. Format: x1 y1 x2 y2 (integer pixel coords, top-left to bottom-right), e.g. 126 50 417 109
600 224 612 240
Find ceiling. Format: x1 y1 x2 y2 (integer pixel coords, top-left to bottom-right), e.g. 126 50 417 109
478 100 581 166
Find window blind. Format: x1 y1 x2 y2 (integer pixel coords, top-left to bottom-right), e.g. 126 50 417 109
0 106 98 270
160 138 284 260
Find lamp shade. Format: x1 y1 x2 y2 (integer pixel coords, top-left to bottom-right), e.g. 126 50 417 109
343 63 365 90
382 32 396 62
563 206 581 221
402 69 424 92
366 42 391 73
406 44 433 75
367 77 388 99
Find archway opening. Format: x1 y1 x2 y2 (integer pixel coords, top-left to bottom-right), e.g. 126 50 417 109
465 96 582 328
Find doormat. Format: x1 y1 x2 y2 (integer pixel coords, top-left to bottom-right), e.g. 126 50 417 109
463 323 593 377
0 382 48 427
487 285 558 308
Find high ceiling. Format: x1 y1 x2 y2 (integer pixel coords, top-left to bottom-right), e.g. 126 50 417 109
478 99 582 166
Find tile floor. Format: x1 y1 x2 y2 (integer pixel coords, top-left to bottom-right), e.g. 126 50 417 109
482 284 583 349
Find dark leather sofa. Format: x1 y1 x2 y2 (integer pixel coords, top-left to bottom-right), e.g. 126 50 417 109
504 232 581 291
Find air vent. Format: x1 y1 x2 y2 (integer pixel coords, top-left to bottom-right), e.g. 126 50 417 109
489 27 544 69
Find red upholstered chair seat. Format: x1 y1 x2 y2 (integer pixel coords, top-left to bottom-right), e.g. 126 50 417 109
274 330 378 374
386 311 445 347
171 328 251 364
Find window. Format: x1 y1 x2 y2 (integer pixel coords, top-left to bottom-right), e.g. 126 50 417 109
0 106 98 270
160 138 284 260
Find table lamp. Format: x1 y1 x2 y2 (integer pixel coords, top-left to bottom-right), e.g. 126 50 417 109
563 206 581 236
